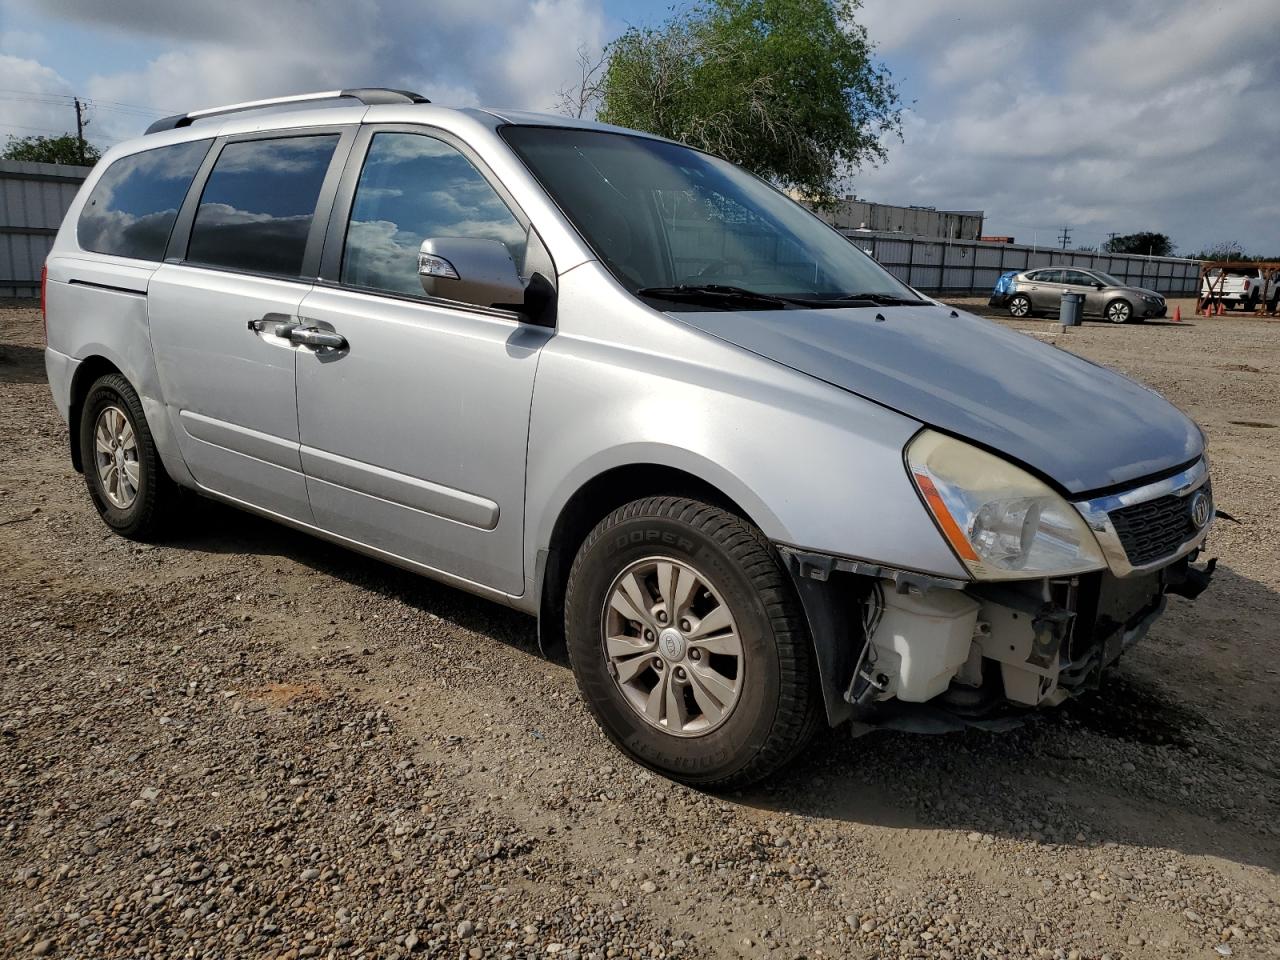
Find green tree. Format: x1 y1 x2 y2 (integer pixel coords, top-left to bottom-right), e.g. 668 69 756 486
594 0 901 204
1103 231 1173 257
1 133 100 166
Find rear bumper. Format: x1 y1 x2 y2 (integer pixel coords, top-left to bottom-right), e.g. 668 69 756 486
988 293 1011 308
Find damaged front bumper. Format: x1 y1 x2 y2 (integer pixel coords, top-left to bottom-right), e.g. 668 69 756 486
779 546 1216 730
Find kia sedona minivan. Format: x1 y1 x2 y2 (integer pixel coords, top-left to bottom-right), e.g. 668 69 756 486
43 89 1216 788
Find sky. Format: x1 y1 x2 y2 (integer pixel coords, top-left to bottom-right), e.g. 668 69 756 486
2 0 1276 255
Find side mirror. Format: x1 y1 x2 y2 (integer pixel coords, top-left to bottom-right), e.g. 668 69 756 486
418 237 529 312
1093 282 1104 290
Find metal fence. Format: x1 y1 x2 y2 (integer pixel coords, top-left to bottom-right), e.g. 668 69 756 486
0 159 92 298
1 157 1202 301
842 230 1202 297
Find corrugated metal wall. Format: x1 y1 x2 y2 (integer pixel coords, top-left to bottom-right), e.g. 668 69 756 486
1 158 1201 300
0 160 91 298
843 230 1201 296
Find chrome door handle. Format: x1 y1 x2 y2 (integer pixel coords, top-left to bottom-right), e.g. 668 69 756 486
248 312 292 333
288 326 347 350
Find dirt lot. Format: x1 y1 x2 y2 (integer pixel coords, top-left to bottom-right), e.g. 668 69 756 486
1 298 1277 960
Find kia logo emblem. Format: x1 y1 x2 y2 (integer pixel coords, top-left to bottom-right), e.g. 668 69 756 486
1189 490 1211 529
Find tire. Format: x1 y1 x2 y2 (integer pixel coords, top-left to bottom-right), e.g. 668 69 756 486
79 373 181 540
564 496 820 789
1105 299 1132 324
1008 294 1033 319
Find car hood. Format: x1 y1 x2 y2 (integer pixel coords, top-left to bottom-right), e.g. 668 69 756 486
670 303 1203 495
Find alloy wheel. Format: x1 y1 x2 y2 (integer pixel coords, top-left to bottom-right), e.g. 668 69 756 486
93 405 140 509
1107 301 1131 323
601 556 744 737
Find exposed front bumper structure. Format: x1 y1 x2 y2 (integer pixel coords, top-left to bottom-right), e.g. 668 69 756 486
781 457 1217 726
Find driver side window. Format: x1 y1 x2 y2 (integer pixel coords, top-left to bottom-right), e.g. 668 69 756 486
342 132 526 297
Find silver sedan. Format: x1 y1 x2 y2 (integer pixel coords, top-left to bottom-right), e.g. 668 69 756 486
995 267 1167 323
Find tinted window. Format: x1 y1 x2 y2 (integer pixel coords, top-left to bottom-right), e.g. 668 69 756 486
1030 269 1063 283
77 140 210 260
187 135 338 276
503 125 917 302
342 133 525 297
1063 271 1095 286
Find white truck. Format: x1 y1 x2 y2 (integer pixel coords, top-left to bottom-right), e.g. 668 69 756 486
1201 265 1276 311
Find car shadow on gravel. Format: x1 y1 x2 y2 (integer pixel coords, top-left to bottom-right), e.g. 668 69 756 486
735 564 1280 876
160 495 1279 874
0 343 46 385
170 496 540 652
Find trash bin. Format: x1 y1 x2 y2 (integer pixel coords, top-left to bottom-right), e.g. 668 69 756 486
1060 291 1085 326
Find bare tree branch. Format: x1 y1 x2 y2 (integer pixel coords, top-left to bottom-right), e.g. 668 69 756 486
554 43 610 118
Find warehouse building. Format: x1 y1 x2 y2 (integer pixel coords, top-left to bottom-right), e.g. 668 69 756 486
811 197 985 242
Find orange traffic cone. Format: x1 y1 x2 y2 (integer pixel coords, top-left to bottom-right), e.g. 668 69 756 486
1217 301 1225 316
1172 305 1181 323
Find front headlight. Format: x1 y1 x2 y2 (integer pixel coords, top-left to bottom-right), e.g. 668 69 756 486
906 430 1106 580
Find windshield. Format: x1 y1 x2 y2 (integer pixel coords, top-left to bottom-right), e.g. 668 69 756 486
502 125 918 307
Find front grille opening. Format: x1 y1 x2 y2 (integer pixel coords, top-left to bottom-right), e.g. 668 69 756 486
1109 487 1204 566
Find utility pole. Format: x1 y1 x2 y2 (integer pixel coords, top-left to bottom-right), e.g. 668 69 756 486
1057 225 1072 250
73 97 87 165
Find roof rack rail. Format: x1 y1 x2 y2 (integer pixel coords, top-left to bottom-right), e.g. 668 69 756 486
144 88 430 135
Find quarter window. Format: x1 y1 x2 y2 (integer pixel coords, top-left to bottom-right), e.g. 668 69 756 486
186 135 339 276
77 139 210 261
342 132 525 297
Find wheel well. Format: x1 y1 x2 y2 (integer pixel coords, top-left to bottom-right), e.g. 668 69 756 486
67 356 124 472
537 464 752 655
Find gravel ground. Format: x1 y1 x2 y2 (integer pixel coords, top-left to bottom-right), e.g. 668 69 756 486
1 299 1277 960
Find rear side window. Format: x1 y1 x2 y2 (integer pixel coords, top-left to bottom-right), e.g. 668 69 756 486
186 135 339 277
77 140 210 261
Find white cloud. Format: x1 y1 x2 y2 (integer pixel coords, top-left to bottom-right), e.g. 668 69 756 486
852 0 1280 254
0 53 76 142
3 0 609 144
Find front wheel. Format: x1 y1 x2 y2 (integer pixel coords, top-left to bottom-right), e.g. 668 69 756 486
1105 299 1133 323
564 497 819 789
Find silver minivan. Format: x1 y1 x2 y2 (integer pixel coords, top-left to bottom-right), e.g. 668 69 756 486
43 89 1216 788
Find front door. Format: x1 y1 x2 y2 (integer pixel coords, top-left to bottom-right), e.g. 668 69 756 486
295 129 550 596
148 132 346 523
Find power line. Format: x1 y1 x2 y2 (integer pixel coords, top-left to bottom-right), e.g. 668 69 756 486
1057 224 1072 250
0 88 177 116
0 120 121 144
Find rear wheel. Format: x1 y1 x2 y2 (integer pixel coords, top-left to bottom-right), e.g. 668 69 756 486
564 496 819 789
1008 294 1033 318
79 373 181 540
1105 299 1133 324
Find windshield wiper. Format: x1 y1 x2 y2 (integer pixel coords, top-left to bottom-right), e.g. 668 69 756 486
636 284 790 310
829 292 928 306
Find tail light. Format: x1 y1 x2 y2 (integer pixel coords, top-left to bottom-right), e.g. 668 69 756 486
1243 279 1251 291
40 262 48 343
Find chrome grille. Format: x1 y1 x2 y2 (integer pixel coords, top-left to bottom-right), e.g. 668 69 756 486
1108 483 1208 567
